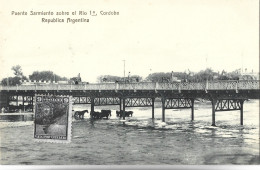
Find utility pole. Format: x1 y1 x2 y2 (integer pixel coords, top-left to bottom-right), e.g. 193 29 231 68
123 60 125 82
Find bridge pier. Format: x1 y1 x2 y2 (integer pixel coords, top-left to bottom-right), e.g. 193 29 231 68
162 97 165 122
31 96 34 112
122 98 125 120
90 98 94 118
191 99 194 121
119 98 122 112
211 99 245 126
240 100 244 125
152 98 155 119
22 96 25 112
211 100 216 126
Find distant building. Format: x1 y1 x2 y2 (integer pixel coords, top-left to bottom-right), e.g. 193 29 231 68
70 73 82 84
239 68 259 80
170 71 181 82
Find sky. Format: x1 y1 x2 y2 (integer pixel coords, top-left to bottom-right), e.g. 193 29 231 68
0 0 259 83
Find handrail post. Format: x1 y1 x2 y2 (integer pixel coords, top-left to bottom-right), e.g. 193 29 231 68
205 80 208 93
235 81 238 93
16 84 18 92
115 82 118 92
35 84 37 92
134 83 136 92
178 83 181 93
155 82 158 93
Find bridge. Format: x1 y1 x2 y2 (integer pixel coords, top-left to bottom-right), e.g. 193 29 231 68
0 80 259 126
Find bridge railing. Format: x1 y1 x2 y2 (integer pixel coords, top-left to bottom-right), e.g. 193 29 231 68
207 80 260 90
0 80 259 91
207 81 238 90
119 82 156 90
237 81 259 90
157 82 207 90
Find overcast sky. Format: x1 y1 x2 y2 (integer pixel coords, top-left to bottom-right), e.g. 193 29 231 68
0 0 259 82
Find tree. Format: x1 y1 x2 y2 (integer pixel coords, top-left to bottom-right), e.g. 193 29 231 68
97 75 122 83
194 68 218 82
1 76 27 86
145 72 187 82
29 71 68 82
11 65 23 77
97 75 143 83
0 65 28 86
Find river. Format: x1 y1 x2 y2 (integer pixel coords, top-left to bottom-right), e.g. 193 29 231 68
0 100 259 165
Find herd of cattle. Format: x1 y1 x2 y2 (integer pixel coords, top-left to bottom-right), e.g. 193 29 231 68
73 109 134 119
4 105 133 120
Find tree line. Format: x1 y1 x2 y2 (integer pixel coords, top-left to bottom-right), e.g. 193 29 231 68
0 65 255 86
1 65 70 86
97 68 254 83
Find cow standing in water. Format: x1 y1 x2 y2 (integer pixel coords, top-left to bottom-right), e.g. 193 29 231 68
100 110 112 119
74 110 88 119
91 110 112 119
116 110 133 117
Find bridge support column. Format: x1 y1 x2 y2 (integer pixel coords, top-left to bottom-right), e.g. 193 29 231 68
122 98 125 120
31 96 34 112
119 98 122 111
191 99 194 121
90 98 94 118
211 100 216 126
152 98 155 119
162 97 165 122
22 96 25 112
16 95 18 106
240 100 244 125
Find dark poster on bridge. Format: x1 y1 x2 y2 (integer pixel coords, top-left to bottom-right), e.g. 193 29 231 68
34 95 72 143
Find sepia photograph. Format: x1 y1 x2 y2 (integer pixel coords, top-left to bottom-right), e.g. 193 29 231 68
0 0 259 168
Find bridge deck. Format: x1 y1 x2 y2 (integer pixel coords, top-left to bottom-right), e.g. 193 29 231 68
0 80 259 91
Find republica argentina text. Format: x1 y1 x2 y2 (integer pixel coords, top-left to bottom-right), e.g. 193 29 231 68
42 18 89 24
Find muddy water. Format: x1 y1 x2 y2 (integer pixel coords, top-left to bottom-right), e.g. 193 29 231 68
0 100 259 165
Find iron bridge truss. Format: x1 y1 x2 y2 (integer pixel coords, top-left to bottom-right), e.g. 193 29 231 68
9 95 33 103
215 99 242 112
125 98 153 107
164 98 193 109
94 97 120 106
9 95 18 101
73 96 91 104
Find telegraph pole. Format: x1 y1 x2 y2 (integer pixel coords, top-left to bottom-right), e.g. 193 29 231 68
123 60 125 82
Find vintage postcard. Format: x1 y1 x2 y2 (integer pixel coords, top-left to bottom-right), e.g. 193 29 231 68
0 0 259 167
34 95 72 143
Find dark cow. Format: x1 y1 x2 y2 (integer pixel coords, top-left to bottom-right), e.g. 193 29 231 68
91 110 111 119
100 110 112 119
74 110 88 119
91 111 101 119
116 110 133 117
